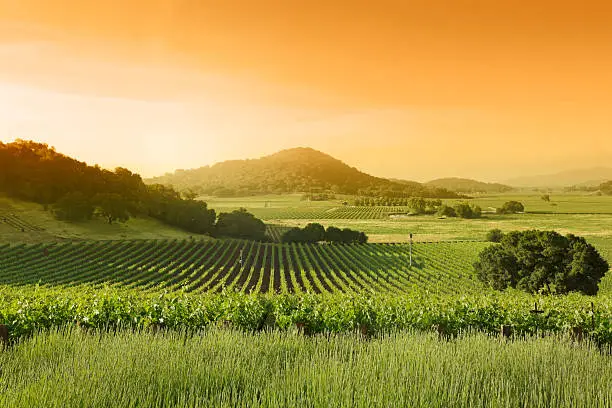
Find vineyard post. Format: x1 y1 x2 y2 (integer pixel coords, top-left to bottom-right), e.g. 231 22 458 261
409 233 413 267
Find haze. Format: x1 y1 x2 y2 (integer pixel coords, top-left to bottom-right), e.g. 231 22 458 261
1 0 611 181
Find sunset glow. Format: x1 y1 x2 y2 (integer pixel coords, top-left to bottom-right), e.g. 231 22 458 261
1 0 611 180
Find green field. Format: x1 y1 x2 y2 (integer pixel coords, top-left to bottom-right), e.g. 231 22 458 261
2 192 612 407
1 329 610 408
0 240 487 295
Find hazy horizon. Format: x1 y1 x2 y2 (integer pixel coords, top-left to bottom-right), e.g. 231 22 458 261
1 1 611 181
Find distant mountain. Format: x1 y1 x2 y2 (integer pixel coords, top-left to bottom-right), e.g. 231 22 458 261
148 147 460 198
424 177 513 194
504 167 612 188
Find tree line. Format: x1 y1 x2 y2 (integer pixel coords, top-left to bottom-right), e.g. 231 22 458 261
0 140 267 240
281 223 368 244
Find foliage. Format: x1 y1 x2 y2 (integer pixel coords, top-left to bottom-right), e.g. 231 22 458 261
93 193 131 224
215 208 267 240
453 202 482 219
497 200 525 214
425 177 513 193
281 223 326 243
0 287 611 347
52 192 94 221
486 229 504 243
601 181 612 195
436 205 457 217
324 226 368 244
147 147 460 198
475 230 609 295
0 140 217 234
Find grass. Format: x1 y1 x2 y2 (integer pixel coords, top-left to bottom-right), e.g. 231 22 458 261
0 329 610 408
0 195 210 244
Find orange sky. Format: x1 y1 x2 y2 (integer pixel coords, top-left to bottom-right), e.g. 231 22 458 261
1 0 611 181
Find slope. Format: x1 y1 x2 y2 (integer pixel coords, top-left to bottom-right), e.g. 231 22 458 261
148 147 459 198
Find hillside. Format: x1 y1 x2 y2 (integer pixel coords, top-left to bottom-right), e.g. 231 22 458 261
0 140 217 236
504 167 612 188
425 177 513 193
148 147 460 198
0 194 207 243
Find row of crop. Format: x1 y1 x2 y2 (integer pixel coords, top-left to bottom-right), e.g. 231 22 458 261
1 287 610 346
0 212 44 232
0 240 488 295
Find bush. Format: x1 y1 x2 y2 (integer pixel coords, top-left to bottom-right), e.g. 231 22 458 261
486 229 504 243
497 201 524 214
474 230 609 295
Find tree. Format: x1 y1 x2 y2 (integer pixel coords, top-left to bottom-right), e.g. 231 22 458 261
454 202 482 219
215 208 266 240
302 223 326 242
497 201 524 214
93 193 130 224
52 192 94 221
474 230 609 295
600 181 612 195
486 229 504 243
436 205 457 217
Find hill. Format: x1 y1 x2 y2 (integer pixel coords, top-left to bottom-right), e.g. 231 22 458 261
0 140 217 236
504 167 612 188
424 177 513 194
0 194 207 243
148 147 460 198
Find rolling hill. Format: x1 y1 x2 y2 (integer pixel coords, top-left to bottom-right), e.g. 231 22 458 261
147 147 460 198
425 177 513 194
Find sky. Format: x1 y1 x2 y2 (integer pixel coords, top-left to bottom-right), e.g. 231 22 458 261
1 1 611 182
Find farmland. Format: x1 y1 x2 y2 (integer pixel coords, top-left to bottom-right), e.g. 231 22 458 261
1 191 612 407
0 240 487 295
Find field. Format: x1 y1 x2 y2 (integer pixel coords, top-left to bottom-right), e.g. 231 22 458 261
0 240 487 295
1 329 610 408
1 192 612 407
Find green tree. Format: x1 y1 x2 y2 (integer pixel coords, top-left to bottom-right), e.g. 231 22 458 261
215 208 266 240
474 230 609 295
486 229 504 243
93 193 130 224
436 205 457 217
497 201 525 214
454 202 481 219
52 192 94 221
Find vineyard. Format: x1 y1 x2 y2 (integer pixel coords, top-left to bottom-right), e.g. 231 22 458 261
0 212 44 232
0 239 487 295
244 206 413 220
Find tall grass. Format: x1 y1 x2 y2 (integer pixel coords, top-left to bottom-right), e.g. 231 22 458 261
1 329 610 407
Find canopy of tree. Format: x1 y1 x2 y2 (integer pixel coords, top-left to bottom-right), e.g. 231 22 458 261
497 201 525 214
0 140 217 233
215 208 267 241
147 147 461 198
425 177 513 194
600 181 612 195
475 230 609 295
282 223 368 244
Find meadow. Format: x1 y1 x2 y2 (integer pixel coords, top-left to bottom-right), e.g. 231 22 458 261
1 329 611 408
